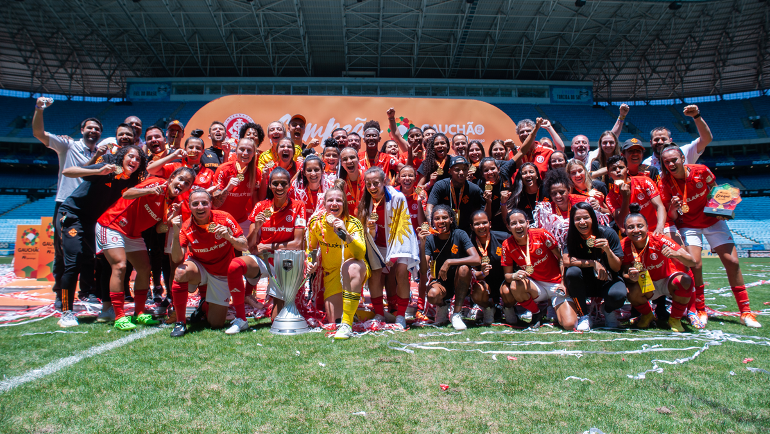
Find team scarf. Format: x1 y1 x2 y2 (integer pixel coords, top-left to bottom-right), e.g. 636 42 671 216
363 185 420 275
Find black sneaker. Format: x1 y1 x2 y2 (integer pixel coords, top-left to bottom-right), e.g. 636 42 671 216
152 286 164 304
528 310 546 329
189 305 206 324
85 294 101 304
170 322 186 337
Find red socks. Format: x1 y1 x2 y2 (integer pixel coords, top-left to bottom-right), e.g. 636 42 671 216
110 292 125 319
670 276 693 320
227 258 248 321
245 281 255 298
731 285 751 313
519 297 539 313
387 292 397 314
416 294 425 312
372 296 385 316
134 289 148 316
634 301 653 315
394 295 409 318
171 281 189 324
694 284 706 311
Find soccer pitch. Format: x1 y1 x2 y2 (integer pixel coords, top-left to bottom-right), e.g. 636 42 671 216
0 258 768 434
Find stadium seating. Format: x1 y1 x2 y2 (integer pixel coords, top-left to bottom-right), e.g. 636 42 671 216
0 219 43 243
0 195 30 215
746 96 770 137
0 174 57 189
1 196 56 219
736 175 770 190
726 197 770 245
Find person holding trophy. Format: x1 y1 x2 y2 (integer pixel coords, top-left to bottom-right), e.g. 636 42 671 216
168 190 248 337
306 180 369 340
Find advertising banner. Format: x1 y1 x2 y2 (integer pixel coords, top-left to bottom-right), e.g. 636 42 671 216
186 95 520 151
14 224 42 278
37 217 55 281
550 85 593 105
127 83 171 101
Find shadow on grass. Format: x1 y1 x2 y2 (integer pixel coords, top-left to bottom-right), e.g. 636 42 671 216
662 380 770 429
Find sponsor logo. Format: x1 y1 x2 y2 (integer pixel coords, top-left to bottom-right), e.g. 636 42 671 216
451 244 459 254
225 113 256 140
21 228 39 246
190 240 228 253
68 228 78 237
144 203 160 221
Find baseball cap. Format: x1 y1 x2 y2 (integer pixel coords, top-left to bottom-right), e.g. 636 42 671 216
449 156 470 168
290 114 306 125
167 120 185 130
621 138 644 152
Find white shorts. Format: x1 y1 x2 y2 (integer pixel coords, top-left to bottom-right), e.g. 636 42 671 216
370 245 409 272
239 220 250 238
96 223 147 253
651 271 688 300
164 230 174 254
243 254 282 301
680 220 734 251
188 258 230 307
529 278 570 308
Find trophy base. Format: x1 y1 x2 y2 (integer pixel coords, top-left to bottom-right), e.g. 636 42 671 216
269 305 310 335
704 207 735 220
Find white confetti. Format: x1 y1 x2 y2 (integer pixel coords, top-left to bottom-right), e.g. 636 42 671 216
729 371 736 376
295 350 300 356
352 411 366 416
256 343 263 346
565 376 594 383
318 362 326 367
21 330 88 336
747 367 770 375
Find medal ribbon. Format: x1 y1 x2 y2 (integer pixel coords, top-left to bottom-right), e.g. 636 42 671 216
476 236 490 257
630 235 651 268
669 167 690 211
515 232 532 269
346 175 362 205
450 182 465 220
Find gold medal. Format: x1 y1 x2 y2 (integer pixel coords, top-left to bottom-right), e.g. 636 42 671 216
586 236 595 248
263 208 273 219
481 256 490 265
113 166 123 175
325 214 336 225
469 166 476 174
633 261 645 272
158 223 168 233
266 161 275 169
420 222 430 233
207 223 218 233
370 211 379 221
525 265 534 274
681 204 690 213
484 183 493 192
414 186 423 196
237 173 245 182
435 167 443 176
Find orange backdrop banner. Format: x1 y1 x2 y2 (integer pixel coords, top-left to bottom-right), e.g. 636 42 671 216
186 95 519 152
37 217 55 281
14 224 42 279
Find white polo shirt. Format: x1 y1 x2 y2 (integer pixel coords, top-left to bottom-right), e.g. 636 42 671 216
48 134 99 202
643 138 702 171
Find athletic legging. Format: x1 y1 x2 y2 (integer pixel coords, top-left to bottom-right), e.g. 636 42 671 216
563 266 626 316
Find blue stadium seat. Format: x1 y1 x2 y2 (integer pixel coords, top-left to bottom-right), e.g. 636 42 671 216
0 195 30 215
1 196 56 219
0 219 43 243
0 174 58 189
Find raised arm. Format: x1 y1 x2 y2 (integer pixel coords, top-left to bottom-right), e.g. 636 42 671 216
610 104 629 139
684 105 713 152
541 119 565 152
387 108 409 155
32 97 51 148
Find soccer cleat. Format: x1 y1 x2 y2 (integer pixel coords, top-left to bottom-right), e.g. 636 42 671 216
414 311 430 322
170 322 186 337
57 311 78 328
434 305 449 326
134 313 160 326
697 310 708 327
503 306 518 325
450 312 467 331
482 307 495 325
686 311 704 329
225 318 249 334
636 312 655 329
603 307 620 328
395 315 407 330
152 286 164 304
334 323 353 340
96 307 115 323
669 317 685 333
519 310 533 323
528 310 545 329
189 305 206 324
85 294 101 304
740 312 761 328
114 316 137 331
576 315 591 332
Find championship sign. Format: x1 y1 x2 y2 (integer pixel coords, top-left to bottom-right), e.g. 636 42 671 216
37 217 55 281
14 224 42 278
185 95 519 153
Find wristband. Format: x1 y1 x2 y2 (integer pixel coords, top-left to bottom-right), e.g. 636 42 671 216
618 115 625 121
693 113 701 119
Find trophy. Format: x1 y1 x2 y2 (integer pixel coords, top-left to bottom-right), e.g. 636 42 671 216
269 250 310 335
704 184 741 220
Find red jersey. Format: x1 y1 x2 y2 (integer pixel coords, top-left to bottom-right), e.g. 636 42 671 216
162 162 215 222
289 185 322 219
399 152 423 170
607 176 663 228
97 177 181 238
359 151 399 176
372 200 387 247
622 233 685 281
214 161 254 223
520 143 552 174
179 210 242 277
403 190 422 232
658 164 717 229
501 228 561 283
248 198 306 245
344 174 365 211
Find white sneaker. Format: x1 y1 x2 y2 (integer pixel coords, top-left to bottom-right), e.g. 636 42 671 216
741 312 762 328
450 312 467 331
58 311 78 328
334 323 353 340
225 317 249 334
519 310 533 323
503 307 518 325
434 305 449 325
383 311 397 323
603 307 620 328
576 314 591 332
373 314 386 322
483 307 495 325
395 315 407 329
96 307 115 323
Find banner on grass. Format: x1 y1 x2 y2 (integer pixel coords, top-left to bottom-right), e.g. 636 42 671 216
14 224 42 278
185 95 520 150
37 217 54 281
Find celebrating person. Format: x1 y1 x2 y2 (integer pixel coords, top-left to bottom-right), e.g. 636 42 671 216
566 160 610 218
213 138 259 236
451 133 469 158
468 210 510 325
54 145 146 327
621 138 659 181
605 155 666 235
96 167 194 331
306 181 369 339
589 131 621 183
643 105 713 171
563 203 626 331
489 140 507 161
426 156 485 234
549 151 568 171
477 157 515 232
466 140 484 182
501 209 577 330
339 147 365 211
322 139 341 175
506 162 544 224
622 206 697 332
290 155 334 219
417 133 451 189
358 167 420 328
533 169 580 249
259 137 299 200
658 146 760 328
201 121 230 170
258 121 302 171
516 119 553 174
359 120 401 178
168 190 249 337
421 205 480 330
395 165 429 317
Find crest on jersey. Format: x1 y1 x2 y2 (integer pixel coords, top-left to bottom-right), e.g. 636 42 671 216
650 252 658 260
225 113 256 140
536 248 543 255
696 182 703 189
637 193 645 201
286 215 293 222
536 156 545 164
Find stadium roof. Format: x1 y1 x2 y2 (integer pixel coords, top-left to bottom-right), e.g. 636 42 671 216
1 0 768 102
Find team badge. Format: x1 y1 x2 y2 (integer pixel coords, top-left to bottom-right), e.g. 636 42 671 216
637 193 645 201
68 228 78 237
451 244 459 254
224 113 256 140
696 182 703 188
535 248 543 255
536 155 545 163
649 252 658 260
286 215 293 222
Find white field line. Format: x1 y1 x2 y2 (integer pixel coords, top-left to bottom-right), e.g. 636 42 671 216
0 327 162 393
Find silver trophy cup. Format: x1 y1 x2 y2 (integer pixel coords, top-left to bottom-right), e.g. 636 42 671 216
269 250 310 335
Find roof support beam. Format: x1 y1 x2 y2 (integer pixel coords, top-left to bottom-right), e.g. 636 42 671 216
161 0 207 74
204 0 242 76
115 0 173 76
292 0 313 76
411 0 426 77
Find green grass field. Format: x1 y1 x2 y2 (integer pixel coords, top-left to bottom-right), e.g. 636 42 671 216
1 258 769 434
